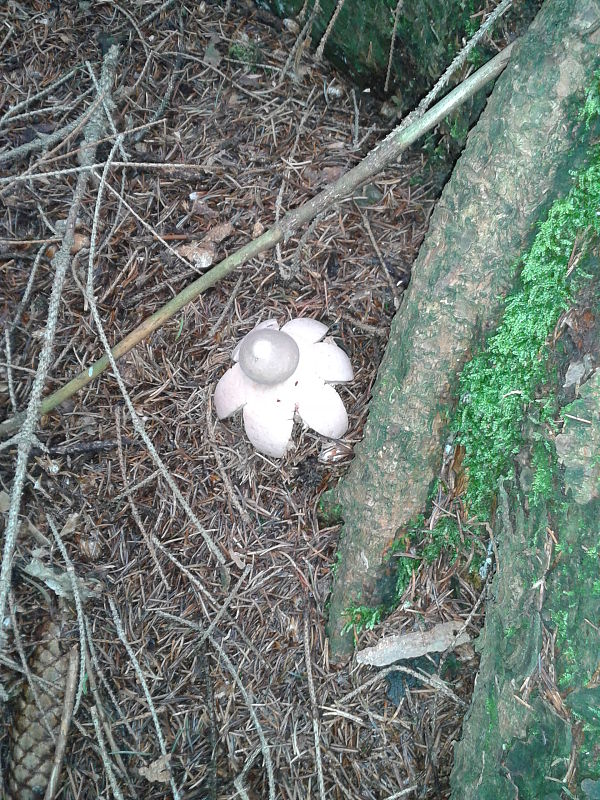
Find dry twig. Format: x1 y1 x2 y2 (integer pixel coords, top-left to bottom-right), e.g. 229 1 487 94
108 597 181 800
315 0 346 61
0 44 121 647
303 607 326 800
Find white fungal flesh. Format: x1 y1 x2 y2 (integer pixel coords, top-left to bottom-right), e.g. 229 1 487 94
214 317 354 457
311 340 354 383
243 399 295 457
296 383 349 438
281 318 328 343
238 329 299 385
214 363 247 419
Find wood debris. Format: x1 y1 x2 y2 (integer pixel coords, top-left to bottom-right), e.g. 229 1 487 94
357 621 470 666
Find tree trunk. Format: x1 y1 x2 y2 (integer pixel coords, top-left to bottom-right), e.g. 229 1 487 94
450 364 600 798
259 0 496 104
327 0 600 658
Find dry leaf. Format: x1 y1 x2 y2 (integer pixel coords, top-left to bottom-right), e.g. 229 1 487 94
139 754 171 784
203 39 221 67
78 529 102 561
71 232 90 254
190 199 218 219
24 520 51 546
23 558 99 603
356 621 470 667
202 222 234 244
177 242 215 270
318 441 353 464
229 549 246 569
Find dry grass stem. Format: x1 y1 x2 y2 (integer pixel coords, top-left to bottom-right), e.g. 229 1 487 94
115 411 171 589
108 597 181 800
208 633 276 800
315 0 347 61
303 608 326 800
46 515 91 714
385 0 404 94
90 706 125 800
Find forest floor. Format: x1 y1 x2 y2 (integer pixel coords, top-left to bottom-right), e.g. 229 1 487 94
0 2 489 797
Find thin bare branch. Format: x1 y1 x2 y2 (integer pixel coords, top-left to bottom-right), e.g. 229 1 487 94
0 44 121 644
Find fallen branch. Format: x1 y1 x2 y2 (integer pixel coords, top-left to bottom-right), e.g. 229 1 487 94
0 43 514 439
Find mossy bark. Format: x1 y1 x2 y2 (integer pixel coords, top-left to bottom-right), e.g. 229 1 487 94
450 368 600 798
327 0 600 658
257 0 524 107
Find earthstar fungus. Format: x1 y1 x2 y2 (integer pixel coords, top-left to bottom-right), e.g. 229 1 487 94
214 318 354 457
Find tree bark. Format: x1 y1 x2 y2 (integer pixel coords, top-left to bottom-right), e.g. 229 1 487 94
259 0 505 107
327 0 600 658
450 366 600 798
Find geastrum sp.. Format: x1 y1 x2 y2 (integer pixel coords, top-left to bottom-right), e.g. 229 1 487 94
214 318 354 457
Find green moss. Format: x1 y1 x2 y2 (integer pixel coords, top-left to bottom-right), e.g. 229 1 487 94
529 440 555 506
423 517 462 563
330 549 342 578
394 554 416 597
453 148 600 518
228 39 262 67
551 608 569 640
340 603 385 636
580 70 600 129
318 490 344 525
485 688 499 733
504 625 517 641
